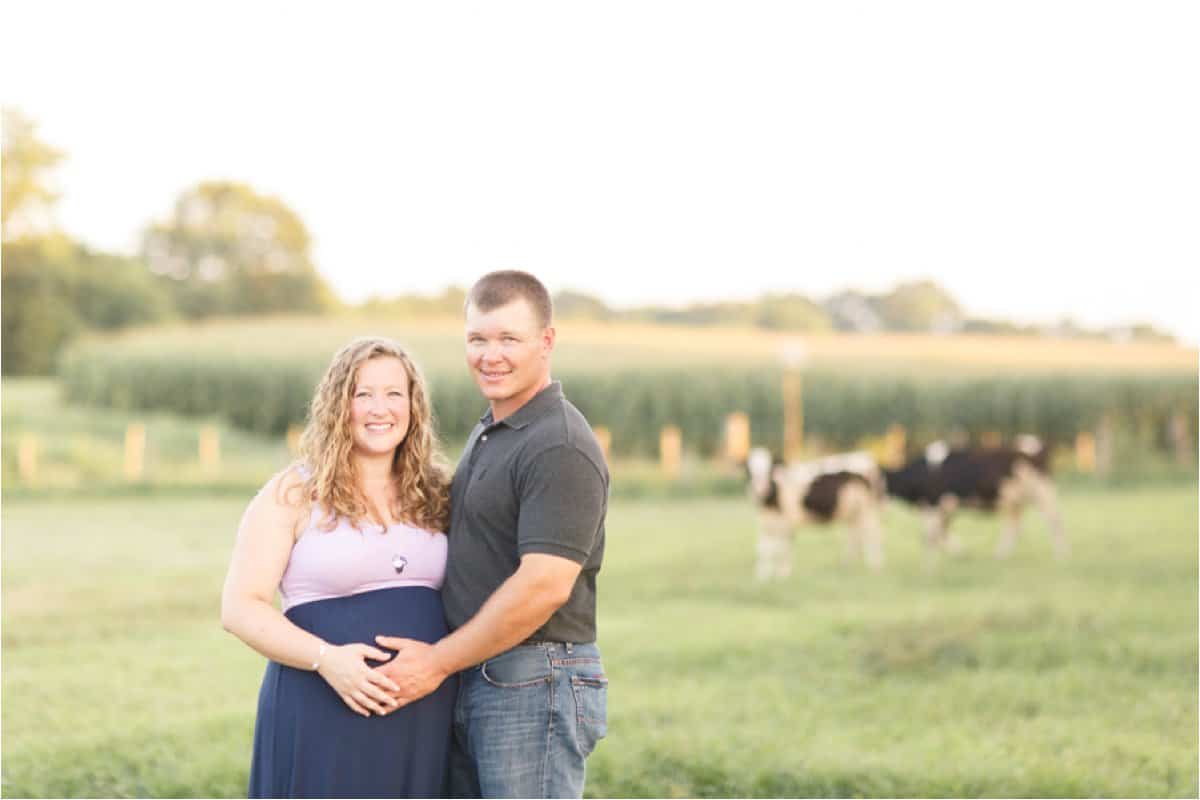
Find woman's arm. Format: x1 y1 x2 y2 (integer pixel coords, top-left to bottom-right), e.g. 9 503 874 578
220 469 400 716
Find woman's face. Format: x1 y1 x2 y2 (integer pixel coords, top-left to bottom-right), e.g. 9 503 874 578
349 356 412 457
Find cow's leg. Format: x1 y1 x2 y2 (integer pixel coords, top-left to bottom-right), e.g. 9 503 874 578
935 495 961 554
755 513 792 581
1031 475 1068 558
842 520 862 566
994 477 1025 558
775 523 796 579
941 530 965 555
836 482 882 570
921 508 946 568
859 510 884 571
995 506 1022 558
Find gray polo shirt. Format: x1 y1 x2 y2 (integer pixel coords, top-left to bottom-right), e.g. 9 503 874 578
443 381 608 644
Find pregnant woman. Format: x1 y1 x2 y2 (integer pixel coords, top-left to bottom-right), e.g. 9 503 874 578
221 337 456 798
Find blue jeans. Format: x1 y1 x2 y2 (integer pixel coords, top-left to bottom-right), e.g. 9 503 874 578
448 642 608 798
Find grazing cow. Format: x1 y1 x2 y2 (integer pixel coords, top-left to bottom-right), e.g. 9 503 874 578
746 447 885 578
882 435 1067 559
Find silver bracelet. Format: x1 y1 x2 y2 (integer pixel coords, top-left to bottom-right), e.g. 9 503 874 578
311 642 328 671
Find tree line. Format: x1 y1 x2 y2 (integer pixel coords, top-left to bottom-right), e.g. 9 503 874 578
363 279 1173 343
2 108 1174 376
2 109 337 374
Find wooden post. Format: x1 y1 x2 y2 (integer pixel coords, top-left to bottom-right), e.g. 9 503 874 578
1095 415 1114 476
18 435 38 485
592 426 611 464
199 425 220 474
884 424 907 467
287 425 303 456
724 412 750 463
779 339 808 462
124 423 146 481
1169 412 1191 466
1075 431 1096 473
782 370 804 461
660 425 682 479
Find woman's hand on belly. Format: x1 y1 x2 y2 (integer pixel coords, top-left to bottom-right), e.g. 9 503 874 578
317 643 404 717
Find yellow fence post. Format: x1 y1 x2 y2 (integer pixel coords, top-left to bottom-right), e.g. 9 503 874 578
1075 432 1096 473
782 370 804 461
592 426 611 464
779 339 807 461
1170 412 1191 466
18 434 39 485
287 425 303 456
200 425 221 475
884 424 907 467
1096 415 1114 476
724 412 750 463
660 425 682 479
124 423 146 481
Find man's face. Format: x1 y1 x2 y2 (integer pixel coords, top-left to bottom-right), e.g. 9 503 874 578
465 298 554 415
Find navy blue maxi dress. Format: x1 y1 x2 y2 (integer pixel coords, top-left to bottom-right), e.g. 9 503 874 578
248 586 457 798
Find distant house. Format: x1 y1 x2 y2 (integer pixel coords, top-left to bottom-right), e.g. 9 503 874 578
824 292 883 333
930 311 964 335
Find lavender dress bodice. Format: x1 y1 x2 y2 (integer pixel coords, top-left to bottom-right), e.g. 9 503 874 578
279 507 448 612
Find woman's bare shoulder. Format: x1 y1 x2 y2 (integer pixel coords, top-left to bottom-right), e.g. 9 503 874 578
244 464 310 527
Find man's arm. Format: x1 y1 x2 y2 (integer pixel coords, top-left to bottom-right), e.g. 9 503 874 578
376 552 580 706
379 442 605 708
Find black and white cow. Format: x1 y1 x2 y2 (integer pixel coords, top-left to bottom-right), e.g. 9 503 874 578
746 446 885 578
882 435 1067 559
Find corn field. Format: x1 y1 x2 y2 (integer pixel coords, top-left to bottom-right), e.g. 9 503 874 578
59 342 1197 461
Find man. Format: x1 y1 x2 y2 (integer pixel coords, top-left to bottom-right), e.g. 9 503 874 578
376 270 609 798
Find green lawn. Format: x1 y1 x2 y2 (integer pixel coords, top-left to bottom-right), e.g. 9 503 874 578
2 487 1197 797
1 378 747 502
1 379 291 493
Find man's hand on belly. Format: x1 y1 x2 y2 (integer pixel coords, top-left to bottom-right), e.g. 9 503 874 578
373 637 451 710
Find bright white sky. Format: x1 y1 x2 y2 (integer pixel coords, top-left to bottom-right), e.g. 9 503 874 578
4 1 1198 343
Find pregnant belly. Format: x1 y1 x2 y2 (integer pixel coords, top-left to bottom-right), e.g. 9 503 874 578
284 586 448 655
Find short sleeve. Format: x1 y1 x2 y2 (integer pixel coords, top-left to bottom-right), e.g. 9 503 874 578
517 445 607 564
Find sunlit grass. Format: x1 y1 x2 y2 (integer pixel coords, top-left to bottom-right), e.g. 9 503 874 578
2 486 1196 797
1 379 291 492
2 379 746 499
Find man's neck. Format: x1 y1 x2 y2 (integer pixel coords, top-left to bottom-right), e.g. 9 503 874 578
490 374 552 423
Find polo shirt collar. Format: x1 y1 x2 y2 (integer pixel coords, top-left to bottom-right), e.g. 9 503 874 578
479 380 563 430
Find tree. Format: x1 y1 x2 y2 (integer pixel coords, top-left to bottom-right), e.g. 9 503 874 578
361 286 466 316
142 181 338 318
755 293 833 331
72 245 176 330
1 236 175 375
874 280 963 333
1 108 63 242
553 290 612 320
2 109 178 374
1 236 82 374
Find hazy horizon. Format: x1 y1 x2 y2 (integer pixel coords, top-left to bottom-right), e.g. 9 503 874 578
4 1 1197 344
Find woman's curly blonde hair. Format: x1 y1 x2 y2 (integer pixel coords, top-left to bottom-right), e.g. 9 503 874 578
287 337 451 533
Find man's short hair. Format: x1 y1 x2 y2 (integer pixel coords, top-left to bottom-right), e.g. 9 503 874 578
465 270 553 328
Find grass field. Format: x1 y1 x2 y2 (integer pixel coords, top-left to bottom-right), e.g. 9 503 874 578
2 486 1196 797
1 379 744 500
1 379 290 493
